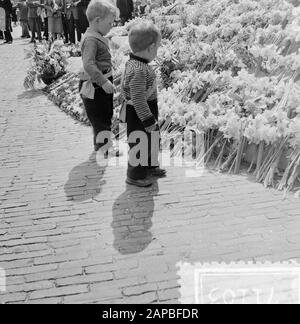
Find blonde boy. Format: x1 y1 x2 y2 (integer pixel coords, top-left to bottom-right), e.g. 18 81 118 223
79 0 120 155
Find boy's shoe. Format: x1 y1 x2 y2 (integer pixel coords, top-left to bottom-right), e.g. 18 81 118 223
148 168 167 178
126 177 153 187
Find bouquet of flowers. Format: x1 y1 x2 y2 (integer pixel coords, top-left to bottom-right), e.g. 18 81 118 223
65 43 81 57
24 41 68 89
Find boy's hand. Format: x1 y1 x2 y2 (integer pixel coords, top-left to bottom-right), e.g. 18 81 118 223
145 122 159 133
102 80 115 94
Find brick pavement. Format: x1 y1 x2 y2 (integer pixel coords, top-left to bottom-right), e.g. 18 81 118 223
1 31 300 304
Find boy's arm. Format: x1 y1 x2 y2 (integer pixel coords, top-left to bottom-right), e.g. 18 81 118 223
26 0 41 8
129 69 157 131
82 39 109 87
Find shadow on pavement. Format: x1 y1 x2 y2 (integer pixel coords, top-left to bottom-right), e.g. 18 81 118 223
64 151 107 202
17 89 43 100
112 180 159 255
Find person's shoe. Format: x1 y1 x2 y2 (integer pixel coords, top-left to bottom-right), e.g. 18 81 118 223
126 177 153 187
148 168 167 178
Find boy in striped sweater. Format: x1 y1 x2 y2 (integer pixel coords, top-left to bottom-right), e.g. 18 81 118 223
122 21 166 187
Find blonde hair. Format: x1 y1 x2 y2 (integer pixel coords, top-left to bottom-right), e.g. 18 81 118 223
86 0 119 23
129 21 161 53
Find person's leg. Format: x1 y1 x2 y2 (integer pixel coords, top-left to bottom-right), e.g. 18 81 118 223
25 21 30 37
20 21 25 37
44 17 48 40
67 17 75 44
94 84 114 150
62 14 69 43
35 18 42 41
79 81 108 150
146 100 165 176
28 18 36 41
47 17 53 42
4 16 12 42
126 105 149 180
4 30 12 42
82 95 109 150
82 8 89 33
0 30 3 39
74 19 81 42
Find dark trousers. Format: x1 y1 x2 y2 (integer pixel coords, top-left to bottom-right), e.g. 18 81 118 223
20 20 30 37
43 17 48 40
126 100 160 180
67 15 81 44
79 78 114 148
28 17 41 41
4 29 12 42
62 14 69 43
4 16 13 42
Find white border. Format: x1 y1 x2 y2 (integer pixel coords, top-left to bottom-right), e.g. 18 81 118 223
194 267 300 304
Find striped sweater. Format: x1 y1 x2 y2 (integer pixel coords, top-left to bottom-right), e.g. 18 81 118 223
122 53 158 129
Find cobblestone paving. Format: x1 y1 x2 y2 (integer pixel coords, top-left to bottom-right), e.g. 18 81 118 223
1 32 300 304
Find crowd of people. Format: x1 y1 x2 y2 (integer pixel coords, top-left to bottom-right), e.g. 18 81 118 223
0 0 158 45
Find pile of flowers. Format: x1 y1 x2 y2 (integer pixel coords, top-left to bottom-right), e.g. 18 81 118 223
45 72 89 124
144 0 300 192
24 41 68 89
37 0 300 192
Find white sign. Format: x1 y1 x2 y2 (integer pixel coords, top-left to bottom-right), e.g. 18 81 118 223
178 262 300 304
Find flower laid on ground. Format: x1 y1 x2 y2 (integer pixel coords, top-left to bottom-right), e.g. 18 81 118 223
64 43 81 57
24 41 68 89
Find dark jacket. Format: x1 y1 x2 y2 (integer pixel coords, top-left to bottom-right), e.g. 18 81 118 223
16 2 29 21
26 0 40 18
117 0 133 19
0 0 13 15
